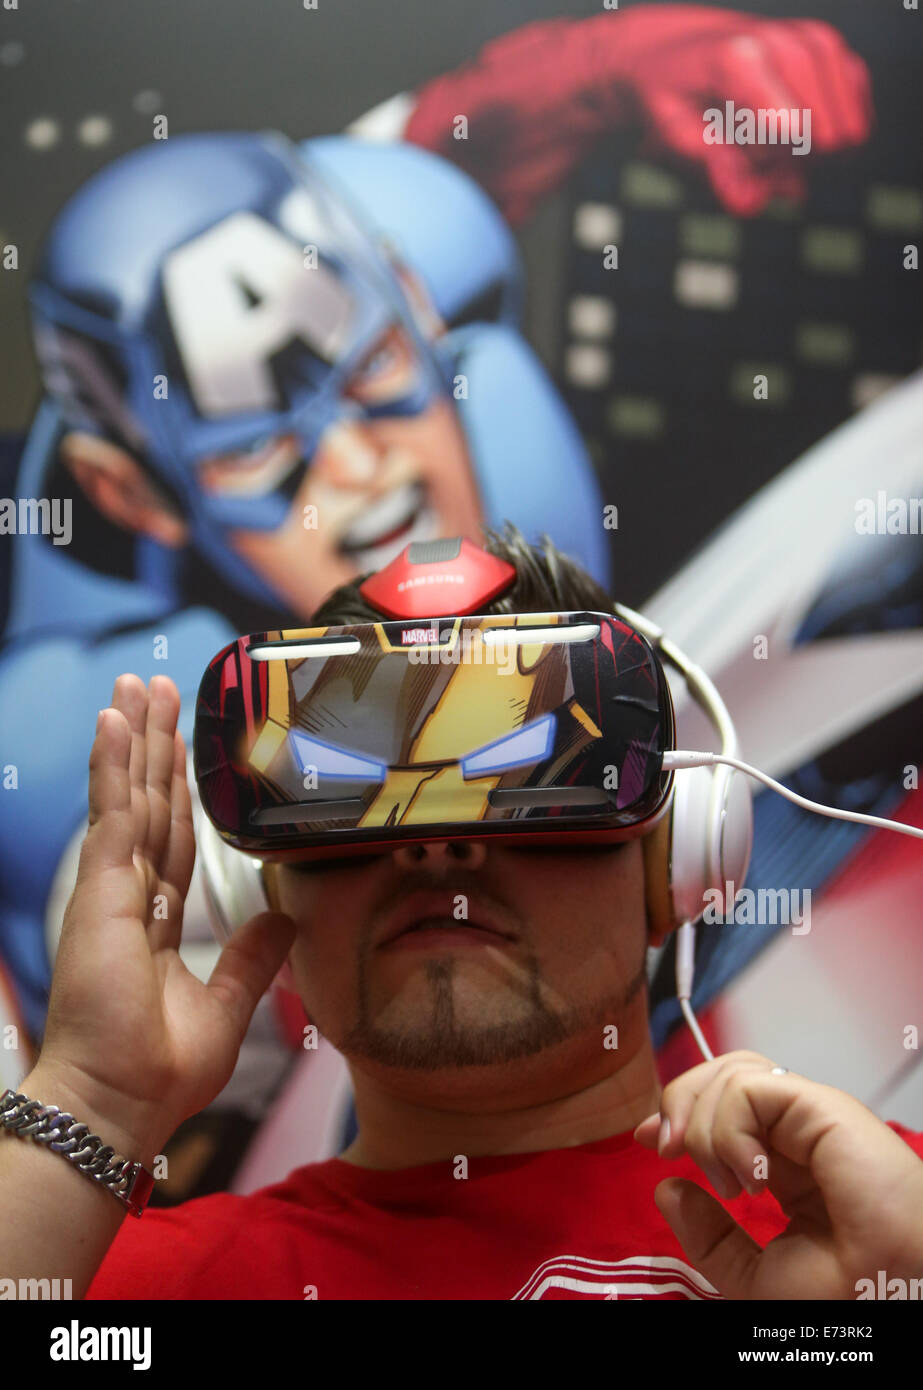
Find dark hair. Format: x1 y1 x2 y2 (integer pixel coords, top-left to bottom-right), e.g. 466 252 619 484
308 520 615 626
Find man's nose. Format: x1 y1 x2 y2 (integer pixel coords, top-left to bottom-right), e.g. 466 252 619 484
391 839 487 871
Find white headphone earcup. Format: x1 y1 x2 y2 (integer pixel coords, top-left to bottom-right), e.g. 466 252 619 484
711 764 753 905
189 757 269 944
669 765 713 923
669 764 753 923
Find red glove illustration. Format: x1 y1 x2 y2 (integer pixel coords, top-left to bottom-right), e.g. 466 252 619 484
405 6 873 224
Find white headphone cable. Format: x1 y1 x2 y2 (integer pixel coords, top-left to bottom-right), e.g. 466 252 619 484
665 749 921 1063
663 751 923 840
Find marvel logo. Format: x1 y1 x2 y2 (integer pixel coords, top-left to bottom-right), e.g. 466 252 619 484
401 627 439 644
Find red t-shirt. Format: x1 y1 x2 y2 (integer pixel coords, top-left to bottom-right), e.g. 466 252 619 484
85 1122 923 1301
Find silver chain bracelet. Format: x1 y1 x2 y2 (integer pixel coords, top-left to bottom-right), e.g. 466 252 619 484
0 1087 155 1217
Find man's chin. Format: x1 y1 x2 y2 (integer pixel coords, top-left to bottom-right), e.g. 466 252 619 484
338 1011 572 1073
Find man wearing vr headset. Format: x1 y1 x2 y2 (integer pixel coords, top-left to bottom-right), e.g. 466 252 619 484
2 526 922 1302
0 7 879 1210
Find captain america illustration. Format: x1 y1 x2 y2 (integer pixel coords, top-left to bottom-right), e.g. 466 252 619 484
0 6 877 1196
4 131 607 1041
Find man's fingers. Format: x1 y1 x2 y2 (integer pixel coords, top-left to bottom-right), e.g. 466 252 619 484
206 912 298 1044
144 676 182 872
634 1057 818 1204
654 1177 762 1299
83 706 136 871
111 674 151 853
654 1060 877 1221
148 731 197 953
658 1052 775 1154
634 1113 660 1147
162 732 196 891
707 1070 830 1210
684 1067 759 1200
679 1060 798 1197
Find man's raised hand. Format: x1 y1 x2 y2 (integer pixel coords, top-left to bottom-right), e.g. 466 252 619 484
35 674 296 1161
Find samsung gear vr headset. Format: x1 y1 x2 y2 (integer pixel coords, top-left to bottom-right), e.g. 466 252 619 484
192 536 754 942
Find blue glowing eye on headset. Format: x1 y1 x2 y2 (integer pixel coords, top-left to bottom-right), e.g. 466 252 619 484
460 714 557 778
288 715 558 784
289 730 388 783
